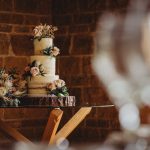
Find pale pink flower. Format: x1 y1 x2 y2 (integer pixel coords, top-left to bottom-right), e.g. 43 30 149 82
47 82 56 91
34 29 42 37
0 87 7 97
4 80 13 89
54 79 65 88
30 67 39 77
51 47 60 56
2 73 8 80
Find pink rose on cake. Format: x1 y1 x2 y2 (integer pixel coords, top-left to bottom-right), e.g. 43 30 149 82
54 79 65 88
51 47 60 57
47 82 56 91
30 67 39 76
47 79 69 97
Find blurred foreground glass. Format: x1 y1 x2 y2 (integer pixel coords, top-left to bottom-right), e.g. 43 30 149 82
92 0 150 134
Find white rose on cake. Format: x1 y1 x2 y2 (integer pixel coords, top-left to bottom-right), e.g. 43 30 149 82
30 67 39 77
51 47 60 57
54 79 65 88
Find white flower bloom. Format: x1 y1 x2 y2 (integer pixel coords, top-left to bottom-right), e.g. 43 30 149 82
0 87 7 97
51 47 60 56
4 80 13 89
30 67 40 76
54 79 65 88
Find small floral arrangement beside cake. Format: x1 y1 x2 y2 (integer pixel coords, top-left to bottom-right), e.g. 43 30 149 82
0 68 26 106
24 24 69 97
47 79 69 97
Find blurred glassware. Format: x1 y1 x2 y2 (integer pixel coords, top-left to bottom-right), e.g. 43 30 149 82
92 0 150 134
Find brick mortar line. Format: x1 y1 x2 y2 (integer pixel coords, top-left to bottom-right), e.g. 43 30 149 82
59 55 94 58
2 117 48 122
0 11 51 17
57 32 96 36
0 31 32 35
1 56 29 58
53 12 97 16
0 23 35 28
0 24 27 28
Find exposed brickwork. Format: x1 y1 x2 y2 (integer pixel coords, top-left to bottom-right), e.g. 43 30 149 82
59 56 82 75
0 57 3 67
11 34 33 56
0 33 10 55
54 36 71 55
4 57 28 72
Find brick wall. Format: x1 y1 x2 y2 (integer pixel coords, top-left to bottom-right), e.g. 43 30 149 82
0 0 52 145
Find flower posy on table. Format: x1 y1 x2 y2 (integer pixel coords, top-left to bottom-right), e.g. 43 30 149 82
0 68 27 106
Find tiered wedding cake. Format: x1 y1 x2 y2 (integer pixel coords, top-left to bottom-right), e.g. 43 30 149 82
23 24 69 97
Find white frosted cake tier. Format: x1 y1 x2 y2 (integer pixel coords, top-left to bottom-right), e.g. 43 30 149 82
28 89 48 95
30 56 56 75
28 75 59 87
34 38 53 55
28 75 59 95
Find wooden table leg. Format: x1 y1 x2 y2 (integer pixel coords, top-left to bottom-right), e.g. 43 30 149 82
0 120 32 143
51 107 92 145
42 108 63 144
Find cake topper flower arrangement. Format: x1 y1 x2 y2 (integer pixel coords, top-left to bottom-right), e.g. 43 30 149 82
0 68 27 106
23 60 46 79
47 79 69 97
33 24 58 40
33 24 60 57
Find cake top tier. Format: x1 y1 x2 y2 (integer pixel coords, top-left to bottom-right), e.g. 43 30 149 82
33 24 60 56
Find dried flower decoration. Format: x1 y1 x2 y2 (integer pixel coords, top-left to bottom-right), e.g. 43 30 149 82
0 68 27 106
33 24 58 40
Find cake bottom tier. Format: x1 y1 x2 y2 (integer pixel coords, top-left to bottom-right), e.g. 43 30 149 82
28 75 59 95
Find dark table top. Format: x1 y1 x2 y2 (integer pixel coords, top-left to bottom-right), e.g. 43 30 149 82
0 95 115 108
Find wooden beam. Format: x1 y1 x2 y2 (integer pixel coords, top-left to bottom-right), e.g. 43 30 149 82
42 108 63 144
0 120 32 143
51 107 92 144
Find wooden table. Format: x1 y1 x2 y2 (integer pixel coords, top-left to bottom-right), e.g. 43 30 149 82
0 96 114 145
